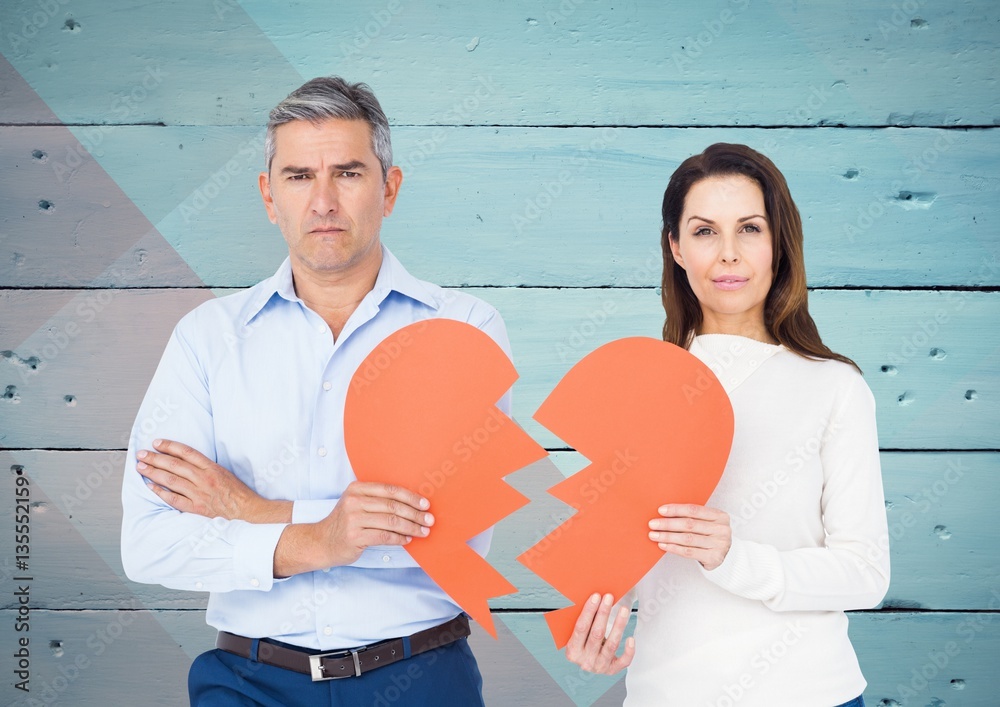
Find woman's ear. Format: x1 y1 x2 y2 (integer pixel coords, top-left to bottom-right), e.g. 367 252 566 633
668 233 685 269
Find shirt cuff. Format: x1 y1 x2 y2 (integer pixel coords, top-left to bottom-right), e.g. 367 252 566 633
292 499 337 524
232 521 288 591
700 536 784 602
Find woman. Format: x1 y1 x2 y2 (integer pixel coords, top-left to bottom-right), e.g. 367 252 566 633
565 143 890 707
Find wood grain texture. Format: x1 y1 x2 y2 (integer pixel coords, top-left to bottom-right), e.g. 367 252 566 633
1 608 996 707
1 289 997 450
2 0 998 127
2 126 997 288
2 0 997 703
2 451 996 613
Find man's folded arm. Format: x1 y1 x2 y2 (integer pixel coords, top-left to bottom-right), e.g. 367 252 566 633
120 320 289 593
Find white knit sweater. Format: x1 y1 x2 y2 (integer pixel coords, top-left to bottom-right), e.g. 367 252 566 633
621 334 890 707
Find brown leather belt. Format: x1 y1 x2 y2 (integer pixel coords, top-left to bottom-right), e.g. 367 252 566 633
216 614 470 681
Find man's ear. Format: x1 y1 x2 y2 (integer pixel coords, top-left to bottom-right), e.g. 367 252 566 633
382 165 403 217
668 232 685 269
259 171 277 224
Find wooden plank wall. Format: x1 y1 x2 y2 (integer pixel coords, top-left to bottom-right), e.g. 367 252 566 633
1 1 998 705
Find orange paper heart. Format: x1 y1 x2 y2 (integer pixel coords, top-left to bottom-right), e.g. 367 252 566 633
517 337 734 648
344 319 548 638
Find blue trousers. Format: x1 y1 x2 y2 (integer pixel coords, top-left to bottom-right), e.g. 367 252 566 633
188 637 484 707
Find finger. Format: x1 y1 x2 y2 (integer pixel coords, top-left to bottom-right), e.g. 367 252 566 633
575 594 617 672
137 462 195 498
656 503 726 521
596 605 630 669
351 481 430 512
145 479 192 513
138 450 200 484
152 438 213 467
648 529 718 550
566 593 603 656
356 495 435 531
648 516 722 536
361 511 431 540
610 636 636 672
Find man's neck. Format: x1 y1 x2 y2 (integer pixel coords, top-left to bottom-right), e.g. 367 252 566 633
290 247 383 340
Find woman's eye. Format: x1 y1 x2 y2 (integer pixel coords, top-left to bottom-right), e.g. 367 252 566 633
694 227 712 236
742 223 761 233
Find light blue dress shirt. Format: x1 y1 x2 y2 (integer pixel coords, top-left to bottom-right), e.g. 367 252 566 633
120 245 512 649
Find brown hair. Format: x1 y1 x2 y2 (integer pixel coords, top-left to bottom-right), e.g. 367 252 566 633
660 143 860 373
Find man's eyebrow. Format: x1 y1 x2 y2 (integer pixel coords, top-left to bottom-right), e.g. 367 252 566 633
279 161 368 175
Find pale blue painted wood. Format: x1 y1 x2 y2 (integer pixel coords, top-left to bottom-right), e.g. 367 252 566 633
4 450 997 612
3 125 997 288
2 1 998 127
1 609 996 706
1 289 997 449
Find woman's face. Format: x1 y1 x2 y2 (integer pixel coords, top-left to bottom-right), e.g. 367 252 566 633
669 175 774 340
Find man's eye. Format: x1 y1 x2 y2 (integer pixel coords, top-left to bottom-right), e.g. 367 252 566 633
289 174 309 181
341 171 360 178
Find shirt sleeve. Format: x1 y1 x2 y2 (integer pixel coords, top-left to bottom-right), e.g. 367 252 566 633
120 313 288 592
701 373 891 611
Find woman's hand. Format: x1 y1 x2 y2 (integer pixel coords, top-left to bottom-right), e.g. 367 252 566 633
564 593 635 675
649 504 731 571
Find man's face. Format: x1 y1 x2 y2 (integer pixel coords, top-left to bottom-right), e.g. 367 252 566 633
259 118 402 276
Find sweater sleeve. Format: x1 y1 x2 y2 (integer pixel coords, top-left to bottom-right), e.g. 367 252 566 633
701 373 891 611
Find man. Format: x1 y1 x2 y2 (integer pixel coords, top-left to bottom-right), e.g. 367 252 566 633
120 77 509 706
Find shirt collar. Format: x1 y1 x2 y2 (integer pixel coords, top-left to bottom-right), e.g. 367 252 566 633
243 244 440 326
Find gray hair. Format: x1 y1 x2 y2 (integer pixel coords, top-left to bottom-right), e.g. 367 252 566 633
264 77 392 178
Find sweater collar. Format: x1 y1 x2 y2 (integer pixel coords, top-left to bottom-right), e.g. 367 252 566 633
689 334 783 394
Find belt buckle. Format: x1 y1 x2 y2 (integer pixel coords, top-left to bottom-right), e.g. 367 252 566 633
308 646 364 681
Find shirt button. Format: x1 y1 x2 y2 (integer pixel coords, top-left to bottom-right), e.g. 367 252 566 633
322 567 330 573
323 381 332 391
318 447 327 457
250 578 260 588
195 582 203 590
317 324 325 334
382 554 391 563
323 627 332 636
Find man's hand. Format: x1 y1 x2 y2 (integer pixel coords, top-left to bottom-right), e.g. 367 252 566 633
137 439 291 524
274 481 433 577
